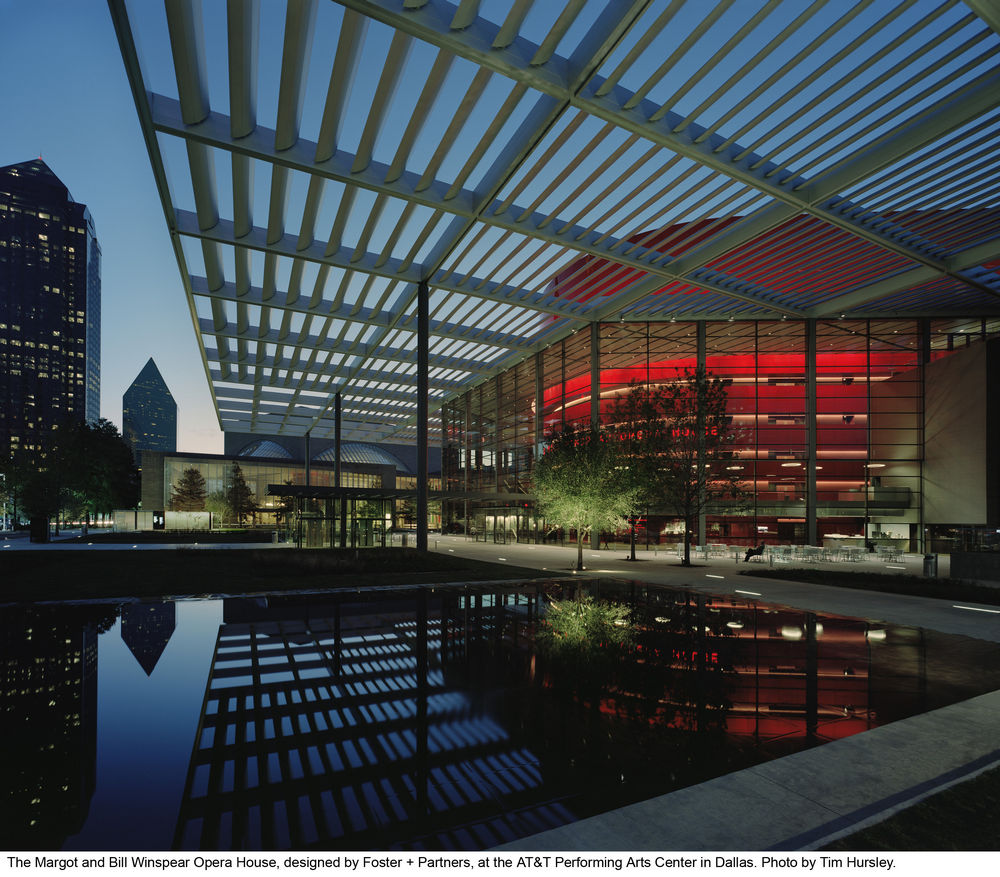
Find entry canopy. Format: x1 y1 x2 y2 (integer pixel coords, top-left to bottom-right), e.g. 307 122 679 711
110 0 1000 444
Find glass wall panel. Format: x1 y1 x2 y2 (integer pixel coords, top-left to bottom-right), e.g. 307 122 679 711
562 330 593 425
814 320 869 541
436 316 987 551
647 321 697 384
705 321 759 545
441 397 465 493
598 322 647 419
868 320 921 547
497 368 517 492
929 317 1000 360
513 357 537 492
541 341 565 435
467 380 496 492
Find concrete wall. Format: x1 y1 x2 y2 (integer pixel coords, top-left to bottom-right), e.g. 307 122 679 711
111 509 211 531
869 366 921 462
137 449 166 511
113 509 154 531
166 511 211 530
923 344 987 525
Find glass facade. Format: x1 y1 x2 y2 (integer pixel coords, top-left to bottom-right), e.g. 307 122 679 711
155 455 442 546
0 159 101 460
122 358 177 454
442 318 1000 552
161 456 384 515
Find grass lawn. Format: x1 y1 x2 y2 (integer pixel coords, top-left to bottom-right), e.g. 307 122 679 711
740 566 1000 607
822 765 1000 851
0 547 559 603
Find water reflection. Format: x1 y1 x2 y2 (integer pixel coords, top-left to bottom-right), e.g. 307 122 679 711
1 605 114 849
121 603 176 676
3 582 999 852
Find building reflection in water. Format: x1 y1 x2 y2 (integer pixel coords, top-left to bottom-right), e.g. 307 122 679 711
121 602 177 676
0 605 115 849
170 580 1000 852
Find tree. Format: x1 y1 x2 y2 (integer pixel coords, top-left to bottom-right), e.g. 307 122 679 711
532 422 640 571
53 418 139 523
170 467 207 511
611 366 746 566
5 419 138 532
206 490 233 525
226 462 255 525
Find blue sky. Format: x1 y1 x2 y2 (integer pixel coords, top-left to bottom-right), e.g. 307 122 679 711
1 0 224 452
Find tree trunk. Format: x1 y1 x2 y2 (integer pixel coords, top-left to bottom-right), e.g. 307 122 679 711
629 520 636 561
577 531 585 571
682 520 692 566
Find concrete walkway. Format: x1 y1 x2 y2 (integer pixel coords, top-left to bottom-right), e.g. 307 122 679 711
432 534 999 642
430 534 1000 851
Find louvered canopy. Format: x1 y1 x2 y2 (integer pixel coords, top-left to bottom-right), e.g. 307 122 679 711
109 0 1000 444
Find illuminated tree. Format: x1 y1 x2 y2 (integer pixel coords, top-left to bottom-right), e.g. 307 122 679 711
532 422 640 571
205 490 233 525
611 366 746 566
226 462 255 525
170 467 207 511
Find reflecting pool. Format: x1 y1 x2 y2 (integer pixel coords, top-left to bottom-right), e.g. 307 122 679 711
4 580 1000 851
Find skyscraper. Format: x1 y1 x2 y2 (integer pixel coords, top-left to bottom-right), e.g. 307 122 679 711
0 159 101 461
122 357 177 455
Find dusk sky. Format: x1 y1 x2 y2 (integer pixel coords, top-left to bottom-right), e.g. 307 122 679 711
1 0 225 453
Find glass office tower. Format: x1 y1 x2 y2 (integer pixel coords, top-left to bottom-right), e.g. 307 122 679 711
123 357 177 455
0 159 101 461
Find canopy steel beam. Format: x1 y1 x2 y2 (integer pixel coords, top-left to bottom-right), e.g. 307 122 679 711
343 0 994 276
808 238 1000 316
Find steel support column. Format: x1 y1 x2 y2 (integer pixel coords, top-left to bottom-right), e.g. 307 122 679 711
591 321 601 550
336 391 346 548
918 318 932 554
417 280 429 552
304 430 311 487
806 319 818 546
697 321 707 548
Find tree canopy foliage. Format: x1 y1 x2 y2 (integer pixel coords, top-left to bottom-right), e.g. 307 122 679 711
170 467 208 511
226 462 255 525
2 418 138 526
532 422 640 570
610 366 746 565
